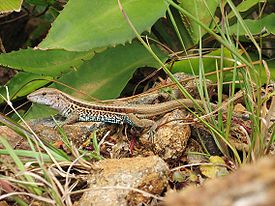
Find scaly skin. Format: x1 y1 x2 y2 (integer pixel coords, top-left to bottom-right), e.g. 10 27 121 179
27 88 214 127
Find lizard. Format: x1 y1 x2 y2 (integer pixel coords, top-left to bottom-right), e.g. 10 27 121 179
27 88 215 128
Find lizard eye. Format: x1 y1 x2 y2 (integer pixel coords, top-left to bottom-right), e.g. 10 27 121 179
42 92 46 96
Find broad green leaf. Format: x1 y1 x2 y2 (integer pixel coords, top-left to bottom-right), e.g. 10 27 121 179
178 0 220 44
0 49 94 76
51 41 168 99
39 0 168 51
24 103 58 121
171 48 234 81
229 13 275 36
0 0 22 13
227 0 266 19
0 72 52 104
172 49 274 82
25 42 168 120
246 52 275 81
234 0 265 13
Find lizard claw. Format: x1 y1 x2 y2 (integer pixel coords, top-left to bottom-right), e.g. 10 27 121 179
147 124 158 143
88 122 106 132
147 130 155 143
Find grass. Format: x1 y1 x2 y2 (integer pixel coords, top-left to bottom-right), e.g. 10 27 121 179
0 87 104 205
123 0 273 164
0 0 274 205
120 0 266 164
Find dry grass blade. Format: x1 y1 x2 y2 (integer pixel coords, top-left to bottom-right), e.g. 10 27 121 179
0 192 56 204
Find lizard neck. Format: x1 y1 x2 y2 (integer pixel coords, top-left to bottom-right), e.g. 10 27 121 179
50 95 73 116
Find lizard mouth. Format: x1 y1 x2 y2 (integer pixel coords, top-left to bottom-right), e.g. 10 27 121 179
27 94 50 106
27 94 35 102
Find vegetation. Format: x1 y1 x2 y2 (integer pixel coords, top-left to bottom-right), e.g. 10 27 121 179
0 0 274 205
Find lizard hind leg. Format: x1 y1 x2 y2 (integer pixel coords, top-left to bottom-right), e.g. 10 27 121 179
127 113 158 142
126 113 155 128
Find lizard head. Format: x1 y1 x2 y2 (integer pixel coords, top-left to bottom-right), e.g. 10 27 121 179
27 88 67 110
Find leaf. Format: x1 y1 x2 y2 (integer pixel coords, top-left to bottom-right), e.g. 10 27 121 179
39 0 168 51
178 0 220 44
0 48 94 76
173 171 185 183
24 103 58 121
171 48 234 81
0 72 53 104
227 0 265 19
229 13 275 36
200 156 229 178
51 41 168 100
0 0 22 13
244 52 275 81
26 42 168 120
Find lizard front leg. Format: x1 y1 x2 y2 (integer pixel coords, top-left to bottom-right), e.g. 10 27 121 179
57 113 79 127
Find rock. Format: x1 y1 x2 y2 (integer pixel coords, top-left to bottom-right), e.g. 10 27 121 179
151 109 191 161
75 156 169 206
29 119 101 147
164 156 275 206
0 119 100 150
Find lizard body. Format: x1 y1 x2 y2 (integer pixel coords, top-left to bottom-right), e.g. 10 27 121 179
27 88 213 128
